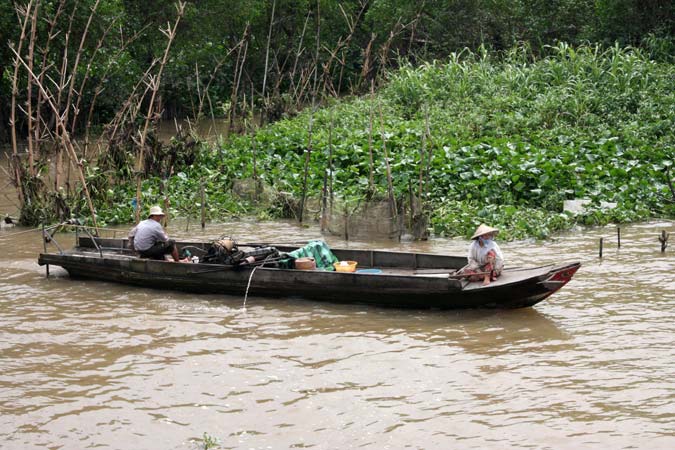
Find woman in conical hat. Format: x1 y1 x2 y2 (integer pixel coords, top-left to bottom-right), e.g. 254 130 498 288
460 224 504 286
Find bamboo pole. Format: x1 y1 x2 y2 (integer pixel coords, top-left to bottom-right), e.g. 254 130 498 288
418 106 427 201
299 105 315 223
422 105 434 201
11 44 100 232
134 1 185 223
250 85 259 201
290 11 311 105
54 0 80 193
298 0 321 224
9 0 35 205
376 98 398 237
359 33 376 91
229 24 250 134
70 7 116 136
320 108 334 231
25 0 40 178
368 80 375 192
320 0 368 96
200 181 206 229
83 24 150 159
195 37 241 123
261 0 276 108
162 178 170 228
34 0 67 164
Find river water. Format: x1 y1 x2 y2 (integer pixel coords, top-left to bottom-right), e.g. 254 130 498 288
0 217 673 450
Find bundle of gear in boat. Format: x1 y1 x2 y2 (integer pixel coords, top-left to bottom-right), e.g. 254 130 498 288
179 237 340 271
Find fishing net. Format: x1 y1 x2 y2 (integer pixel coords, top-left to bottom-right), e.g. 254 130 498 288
201 237 281 266
202 238 245 265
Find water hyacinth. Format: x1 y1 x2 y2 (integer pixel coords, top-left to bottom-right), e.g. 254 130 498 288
93 43 675 239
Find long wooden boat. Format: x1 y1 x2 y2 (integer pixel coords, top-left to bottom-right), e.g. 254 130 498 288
38 236 581 309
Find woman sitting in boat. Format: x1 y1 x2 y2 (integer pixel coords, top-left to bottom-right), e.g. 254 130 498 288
459 224 504 286
131 206 186 262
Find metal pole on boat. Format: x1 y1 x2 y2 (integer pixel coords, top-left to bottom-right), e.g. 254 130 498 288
42 223 49 278
599 237 603 258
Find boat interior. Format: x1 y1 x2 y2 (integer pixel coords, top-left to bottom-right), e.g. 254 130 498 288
56 236 557 289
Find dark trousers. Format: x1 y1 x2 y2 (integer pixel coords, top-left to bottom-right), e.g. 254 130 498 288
138 239 176 260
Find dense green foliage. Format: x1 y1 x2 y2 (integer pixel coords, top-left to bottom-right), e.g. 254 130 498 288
94 43 674 239
1 0 673 140
3 1 674 238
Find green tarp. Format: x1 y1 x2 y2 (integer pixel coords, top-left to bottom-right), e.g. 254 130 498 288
280 240 339 271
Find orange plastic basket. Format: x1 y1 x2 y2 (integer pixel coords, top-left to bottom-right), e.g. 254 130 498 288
333 260 358 272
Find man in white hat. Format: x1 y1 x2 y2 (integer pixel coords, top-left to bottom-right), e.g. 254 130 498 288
131 206 183 262
459 224 504 286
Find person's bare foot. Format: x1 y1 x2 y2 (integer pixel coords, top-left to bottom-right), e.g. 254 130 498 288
482 275 491 286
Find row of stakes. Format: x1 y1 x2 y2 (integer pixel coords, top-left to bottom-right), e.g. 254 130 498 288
598 228 670 258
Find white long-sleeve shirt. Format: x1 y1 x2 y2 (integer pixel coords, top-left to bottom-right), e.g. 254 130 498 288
467 239 504 270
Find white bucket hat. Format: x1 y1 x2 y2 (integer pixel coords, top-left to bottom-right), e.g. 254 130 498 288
148 205 166 217
471 224 499 240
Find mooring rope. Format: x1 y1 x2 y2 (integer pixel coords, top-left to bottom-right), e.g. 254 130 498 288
0 222 128 242
0 224 60 241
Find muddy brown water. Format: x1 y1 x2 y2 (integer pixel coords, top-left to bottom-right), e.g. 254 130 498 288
0 217 673 450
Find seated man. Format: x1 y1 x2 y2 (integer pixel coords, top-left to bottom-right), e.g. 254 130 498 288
132 206 184 262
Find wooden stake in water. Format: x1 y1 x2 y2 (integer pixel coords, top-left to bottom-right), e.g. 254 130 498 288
200 181 206 230
161 178 170 229
42 223 49 278
659 230 669 253
617 227 621 248
599 237 603 258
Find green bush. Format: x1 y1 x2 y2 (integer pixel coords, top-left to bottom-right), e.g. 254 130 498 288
95 43 674 239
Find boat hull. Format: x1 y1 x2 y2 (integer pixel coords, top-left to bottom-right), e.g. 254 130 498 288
38 239 580 309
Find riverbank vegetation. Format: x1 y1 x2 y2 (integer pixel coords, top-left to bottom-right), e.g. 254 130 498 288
96 42 675 239
2 1 674 239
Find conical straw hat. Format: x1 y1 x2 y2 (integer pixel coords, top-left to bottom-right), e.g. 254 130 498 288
471 224 499 240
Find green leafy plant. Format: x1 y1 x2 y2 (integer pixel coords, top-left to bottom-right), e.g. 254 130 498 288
87 43 674 240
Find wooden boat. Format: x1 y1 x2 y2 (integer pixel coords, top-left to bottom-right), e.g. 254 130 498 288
38 236 581 309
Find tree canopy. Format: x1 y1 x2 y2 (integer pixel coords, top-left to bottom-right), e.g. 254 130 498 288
1 0 673 141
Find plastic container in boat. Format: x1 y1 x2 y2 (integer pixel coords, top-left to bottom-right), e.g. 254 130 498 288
333 260 358 272
356 268 381 274
294 257 316 270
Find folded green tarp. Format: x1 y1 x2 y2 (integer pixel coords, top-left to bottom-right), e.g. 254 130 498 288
280 240 339 271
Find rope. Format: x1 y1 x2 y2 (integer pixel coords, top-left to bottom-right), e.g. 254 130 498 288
242 265 260 313
0 226 41 240
0 221 133 242
241 253 280 312
0 224 61 241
